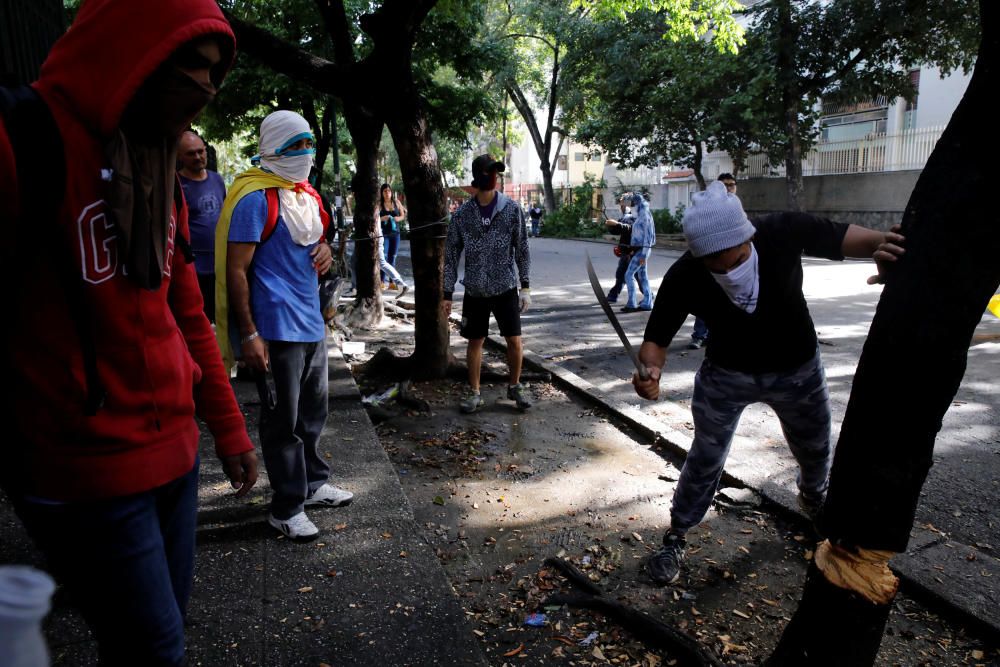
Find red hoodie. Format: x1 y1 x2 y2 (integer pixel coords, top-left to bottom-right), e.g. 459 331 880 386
0 0 253 501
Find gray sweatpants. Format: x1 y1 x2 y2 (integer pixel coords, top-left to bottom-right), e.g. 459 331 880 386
259 339 331 520
670 350 832 534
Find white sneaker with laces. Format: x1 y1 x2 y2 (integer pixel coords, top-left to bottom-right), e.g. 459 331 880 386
268 512 319 541
306 483 354 508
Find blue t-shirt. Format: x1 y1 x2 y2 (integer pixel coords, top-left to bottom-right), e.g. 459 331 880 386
227 190 325 344
179 171 226 275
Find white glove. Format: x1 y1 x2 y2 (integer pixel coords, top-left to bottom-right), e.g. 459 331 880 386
519 288 531 313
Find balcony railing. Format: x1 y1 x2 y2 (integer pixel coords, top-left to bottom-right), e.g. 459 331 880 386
821 96 890 117
743 125 945 178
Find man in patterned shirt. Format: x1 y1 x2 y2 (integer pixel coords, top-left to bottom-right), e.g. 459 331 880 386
444 155 532 413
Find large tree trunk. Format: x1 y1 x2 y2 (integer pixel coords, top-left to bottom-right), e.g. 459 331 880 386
386 78 451 378
343 106 384 328
783 119 805 211
767 2 998 663
313 103 333 191
776 0 805 211
224 1 450 352
539 158 557 213
506 44 563 216
691 139 706 191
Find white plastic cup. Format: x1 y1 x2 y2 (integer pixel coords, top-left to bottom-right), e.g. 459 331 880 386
0 566 55 667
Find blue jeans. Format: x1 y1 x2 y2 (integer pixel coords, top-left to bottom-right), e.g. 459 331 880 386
10 461 199 666
531 220 540 237
692 317 709 342
608 252 642 300
380 232 399 283
377 235 407 287
624 254 652 309
669 352 832 534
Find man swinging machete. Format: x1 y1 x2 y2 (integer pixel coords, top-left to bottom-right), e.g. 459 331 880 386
623 181 905 586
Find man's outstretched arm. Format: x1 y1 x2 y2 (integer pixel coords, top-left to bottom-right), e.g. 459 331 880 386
842 224 906 285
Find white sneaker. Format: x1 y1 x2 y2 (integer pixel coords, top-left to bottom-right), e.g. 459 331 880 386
305 483 354 508
268 512 319 541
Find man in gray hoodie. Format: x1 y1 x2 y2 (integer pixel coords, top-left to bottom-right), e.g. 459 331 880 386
443 155 532 413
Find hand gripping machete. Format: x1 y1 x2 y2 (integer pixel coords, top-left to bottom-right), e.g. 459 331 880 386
585 252 649 380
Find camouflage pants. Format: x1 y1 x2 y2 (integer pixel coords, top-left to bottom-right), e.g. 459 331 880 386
670 350 832 534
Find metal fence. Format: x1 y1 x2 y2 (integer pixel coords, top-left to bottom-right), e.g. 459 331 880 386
744 125 945 178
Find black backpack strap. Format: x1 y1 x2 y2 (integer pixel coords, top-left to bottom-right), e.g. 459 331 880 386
173 175 195 263
0 86 105 415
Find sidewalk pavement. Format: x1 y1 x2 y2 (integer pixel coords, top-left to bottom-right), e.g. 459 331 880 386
0 346 487 667
476 322 1000 642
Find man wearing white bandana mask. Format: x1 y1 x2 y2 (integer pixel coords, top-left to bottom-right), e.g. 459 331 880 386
223 110 353 542
631 180 906 587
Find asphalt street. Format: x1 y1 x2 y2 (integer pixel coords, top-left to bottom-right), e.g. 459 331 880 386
422 236 1000 560
386 234 1000 629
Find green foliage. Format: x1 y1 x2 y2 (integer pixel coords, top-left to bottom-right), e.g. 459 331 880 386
543 176 606 238
652 205 684 235
564 10 758 182
571 0 745 54
563 0 980 183
206 0 507 191
741 0 981 167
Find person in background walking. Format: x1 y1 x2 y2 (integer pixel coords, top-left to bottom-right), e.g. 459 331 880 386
528 202 544 237
178 130 226 322
620 192 655 313
377 183 405 289
605 193 642 304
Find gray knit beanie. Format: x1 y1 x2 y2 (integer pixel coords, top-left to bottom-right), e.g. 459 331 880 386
682 180 755 257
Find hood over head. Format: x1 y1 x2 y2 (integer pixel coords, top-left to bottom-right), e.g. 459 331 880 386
35 0 235 138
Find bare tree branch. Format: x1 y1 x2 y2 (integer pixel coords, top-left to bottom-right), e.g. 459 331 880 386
502 32 557 52
312 0 356 65
223 8 365 98
506 81 547 166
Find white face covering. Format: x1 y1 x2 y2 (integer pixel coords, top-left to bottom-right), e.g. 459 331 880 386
711 243 759 313
277 187 324 246
261 152 314 184
256 109 316 184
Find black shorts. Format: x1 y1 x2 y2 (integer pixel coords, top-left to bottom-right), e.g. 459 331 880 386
460 289 521 339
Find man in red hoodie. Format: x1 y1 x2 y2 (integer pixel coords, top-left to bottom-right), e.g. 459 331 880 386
0 1 257 664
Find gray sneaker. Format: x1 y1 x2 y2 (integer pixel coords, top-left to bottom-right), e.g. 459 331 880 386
797 490 826 527
506 383 532 410
647 532 686 585
460 392 484 414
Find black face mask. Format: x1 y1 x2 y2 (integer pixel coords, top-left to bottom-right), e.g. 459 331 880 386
122 66 217 142
475 172 498 191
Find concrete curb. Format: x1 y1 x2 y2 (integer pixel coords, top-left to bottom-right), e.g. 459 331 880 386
479 333 1000 641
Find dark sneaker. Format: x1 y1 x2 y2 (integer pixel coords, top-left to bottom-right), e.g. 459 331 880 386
621 305 640 313
687 338 705 350
647 533 686 585
506 383 533 410
797 491 826 526
606 291 619 303
460 392 484 414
